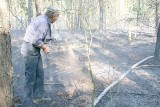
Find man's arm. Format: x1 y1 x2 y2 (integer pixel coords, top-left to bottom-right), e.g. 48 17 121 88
31 22 50 53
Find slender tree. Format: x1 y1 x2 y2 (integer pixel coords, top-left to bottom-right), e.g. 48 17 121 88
0 0 13 107
28 0 33 24
154 0 160 63
99 0 105 29
77 0 83 29
35 0 42 16
64 0 72 30
136 0 140 27
154 0 159 32
154 23 160 63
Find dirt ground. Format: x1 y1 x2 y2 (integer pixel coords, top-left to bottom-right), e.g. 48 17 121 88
12 29 160 107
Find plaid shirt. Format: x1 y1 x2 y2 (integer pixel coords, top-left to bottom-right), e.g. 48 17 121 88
24 15 51 47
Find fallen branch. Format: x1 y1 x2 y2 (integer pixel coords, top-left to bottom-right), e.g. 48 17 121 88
97 90 159 97
135 64 160 69
94 56 154 106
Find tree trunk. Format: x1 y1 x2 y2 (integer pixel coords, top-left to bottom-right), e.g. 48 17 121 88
64 0 72 30
154 0 160 63
154 23 160 62
155 0 159 32
0 0 13 107
136 0 140 27
99 0 105 30
35 0 41 16
28 0 33 24
78 0 83 30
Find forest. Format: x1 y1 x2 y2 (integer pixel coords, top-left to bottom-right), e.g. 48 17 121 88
0 0 160 107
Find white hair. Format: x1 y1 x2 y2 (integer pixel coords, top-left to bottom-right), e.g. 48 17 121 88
45 6 59 17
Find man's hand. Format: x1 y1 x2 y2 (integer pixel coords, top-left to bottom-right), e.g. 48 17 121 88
41 45 51 54
43 46 51 54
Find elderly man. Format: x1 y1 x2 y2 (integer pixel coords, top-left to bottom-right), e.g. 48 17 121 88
21 7 59 107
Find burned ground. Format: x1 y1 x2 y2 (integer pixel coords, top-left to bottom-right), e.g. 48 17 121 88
12 29 160 107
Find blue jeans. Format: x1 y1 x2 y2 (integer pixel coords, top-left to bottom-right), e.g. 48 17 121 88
21 41 44 107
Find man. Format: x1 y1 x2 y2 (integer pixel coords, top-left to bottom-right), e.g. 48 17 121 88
21 7 59 107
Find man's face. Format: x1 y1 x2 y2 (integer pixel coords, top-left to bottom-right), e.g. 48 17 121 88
51 16 59 23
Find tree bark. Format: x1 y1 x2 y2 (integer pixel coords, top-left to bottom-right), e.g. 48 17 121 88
154 23 160 62
99 0 105 30
136 0 140 27
28 0 33 24
35 0 41 16
154 1 160 63
0 0 13 107
155 0 159 32
64 0 72 30
78 0 83 30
